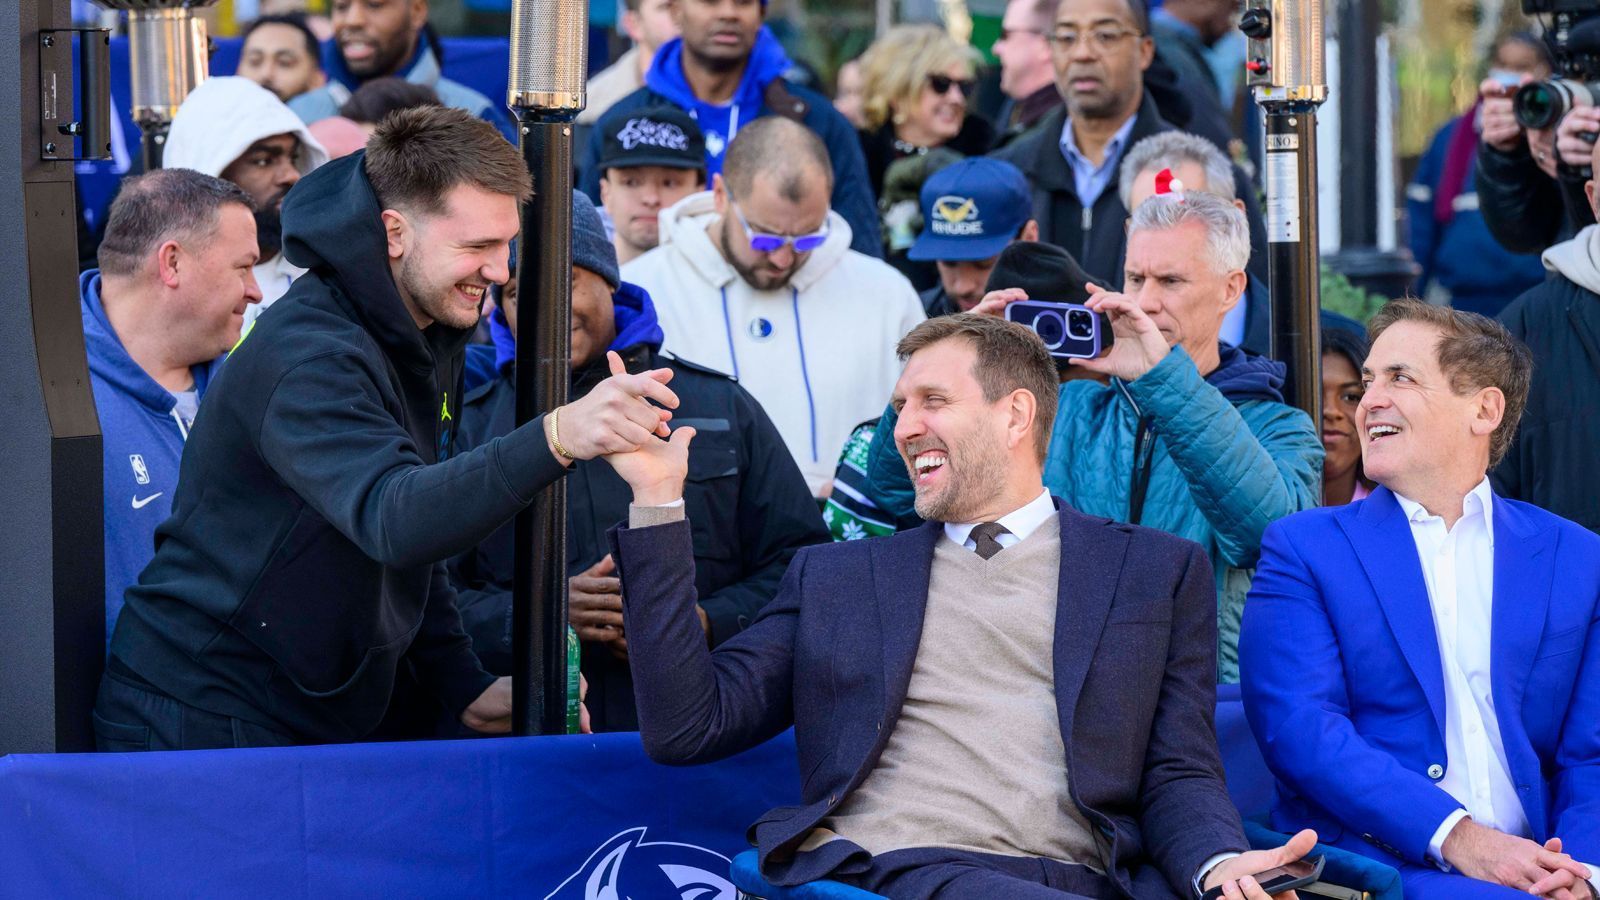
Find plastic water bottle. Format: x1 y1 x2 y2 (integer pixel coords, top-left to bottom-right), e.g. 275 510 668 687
566 625 581 733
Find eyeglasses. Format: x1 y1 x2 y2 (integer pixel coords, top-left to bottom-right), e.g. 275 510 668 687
995 26 1046 43
731 201 828 254
927 73 977 97
1048 26 1143 53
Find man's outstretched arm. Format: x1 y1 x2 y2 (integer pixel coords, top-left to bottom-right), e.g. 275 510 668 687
605 425 802 765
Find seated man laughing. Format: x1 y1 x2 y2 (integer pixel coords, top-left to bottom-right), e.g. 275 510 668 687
600 313 1315 899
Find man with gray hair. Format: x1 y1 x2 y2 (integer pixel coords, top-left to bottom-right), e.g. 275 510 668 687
80 168 263 647
1050 191 1319 679
1118 129 1268 353
863 190 1320 680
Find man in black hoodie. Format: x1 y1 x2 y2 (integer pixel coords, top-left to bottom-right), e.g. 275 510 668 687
449 194 828 731
95 106 681 750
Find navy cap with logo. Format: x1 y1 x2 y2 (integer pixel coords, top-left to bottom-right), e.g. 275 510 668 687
908 157 1033 263
597 104 708 173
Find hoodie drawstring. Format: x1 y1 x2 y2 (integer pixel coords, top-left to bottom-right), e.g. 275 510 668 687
718 285 820 463
718 286 741 380
790 287 818 463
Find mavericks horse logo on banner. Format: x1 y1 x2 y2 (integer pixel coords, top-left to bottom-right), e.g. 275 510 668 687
544 827 737 900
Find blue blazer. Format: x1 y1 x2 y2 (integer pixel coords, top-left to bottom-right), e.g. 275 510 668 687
610 500 1249 895
1239 486 1600 869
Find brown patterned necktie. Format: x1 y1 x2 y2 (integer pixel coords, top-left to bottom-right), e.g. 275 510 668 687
969 522 1011 560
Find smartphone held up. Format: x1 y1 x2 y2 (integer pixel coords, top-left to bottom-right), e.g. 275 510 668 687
1005 300 1114 363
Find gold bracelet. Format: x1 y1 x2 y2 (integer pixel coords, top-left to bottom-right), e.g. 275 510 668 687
549 406 575 459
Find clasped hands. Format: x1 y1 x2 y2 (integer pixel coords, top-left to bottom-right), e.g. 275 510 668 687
1444 818 1596 900
548 350 703 650
545 351 680 463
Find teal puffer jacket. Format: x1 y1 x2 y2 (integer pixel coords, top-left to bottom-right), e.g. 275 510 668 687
866 345 1323 682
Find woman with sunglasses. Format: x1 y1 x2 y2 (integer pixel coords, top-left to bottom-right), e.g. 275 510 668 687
855 25 995 289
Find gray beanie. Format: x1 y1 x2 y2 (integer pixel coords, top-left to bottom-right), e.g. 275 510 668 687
571 190 620 290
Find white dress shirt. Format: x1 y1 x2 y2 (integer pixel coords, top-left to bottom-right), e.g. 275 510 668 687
1403 480 1600 893
944 490 1055 552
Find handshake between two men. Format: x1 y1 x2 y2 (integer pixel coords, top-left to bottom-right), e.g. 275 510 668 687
462 350 687 737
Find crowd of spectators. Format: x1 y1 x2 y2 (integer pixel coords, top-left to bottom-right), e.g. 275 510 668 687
64 0 1600 896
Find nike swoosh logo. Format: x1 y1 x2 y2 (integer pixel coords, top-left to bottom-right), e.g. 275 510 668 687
131 493 164 510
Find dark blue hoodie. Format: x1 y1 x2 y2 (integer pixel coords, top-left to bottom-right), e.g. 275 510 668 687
1203 343 1287 404
642 29 794 177
577 27 883 258
80 270 223 649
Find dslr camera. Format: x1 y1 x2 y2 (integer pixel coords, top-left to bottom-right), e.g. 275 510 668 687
1005 301 1112 363
1513 1 1600 130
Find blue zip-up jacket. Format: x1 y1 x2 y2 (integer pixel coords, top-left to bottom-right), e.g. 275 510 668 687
863 344 1322 682
577 28 881 259
81 270 223 648
1407 114 1547 318
288 30 515 142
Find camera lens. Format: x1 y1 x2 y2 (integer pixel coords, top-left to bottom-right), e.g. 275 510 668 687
1032 310 1066 349
1515 80 1568 130
1067 309 1093 340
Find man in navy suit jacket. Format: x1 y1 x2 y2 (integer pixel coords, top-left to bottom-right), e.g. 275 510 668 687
1241 299 1600 900
602 313 1313 898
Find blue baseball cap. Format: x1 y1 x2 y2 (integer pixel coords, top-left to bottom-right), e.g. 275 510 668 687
908 157 1033 263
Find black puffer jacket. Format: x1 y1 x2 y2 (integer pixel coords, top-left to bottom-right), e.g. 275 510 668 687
107 152 567 742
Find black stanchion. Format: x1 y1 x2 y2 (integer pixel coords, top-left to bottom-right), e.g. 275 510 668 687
510 115 574 737
1262 109 1323 419
506 0 587 736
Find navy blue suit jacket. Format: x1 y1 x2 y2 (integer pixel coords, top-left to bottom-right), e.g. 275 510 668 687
1239 486 1600 869
611 500 1249 895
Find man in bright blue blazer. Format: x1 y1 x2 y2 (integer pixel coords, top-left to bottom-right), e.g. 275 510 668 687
1240 299 1600 900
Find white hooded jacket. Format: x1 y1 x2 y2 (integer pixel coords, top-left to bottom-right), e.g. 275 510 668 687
622 191 926 494
1542 222 1600 295
164 76 329 326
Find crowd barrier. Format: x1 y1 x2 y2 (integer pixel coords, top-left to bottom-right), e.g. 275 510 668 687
0 687 1299 898
1 729 798 898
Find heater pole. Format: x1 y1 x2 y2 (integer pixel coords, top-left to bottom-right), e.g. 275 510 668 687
510 115 574 737
1242 0 1329 433
507 0 588 736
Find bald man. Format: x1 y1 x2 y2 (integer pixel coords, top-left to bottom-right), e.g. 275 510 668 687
621 116 926 497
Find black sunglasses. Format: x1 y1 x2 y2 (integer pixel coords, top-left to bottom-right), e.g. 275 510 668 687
927 73 977 97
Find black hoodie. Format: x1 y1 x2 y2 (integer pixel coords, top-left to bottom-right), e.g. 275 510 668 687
106 153 567 743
